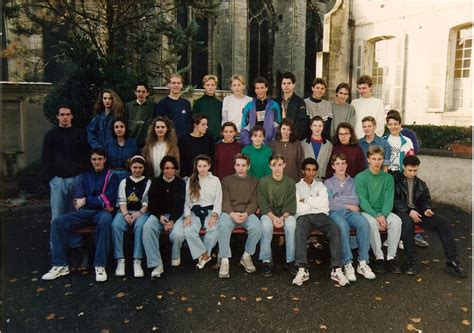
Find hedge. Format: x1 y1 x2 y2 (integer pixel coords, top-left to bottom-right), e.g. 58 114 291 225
403 125 472 150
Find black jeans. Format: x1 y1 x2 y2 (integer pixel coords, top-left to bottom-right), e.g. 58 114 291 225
397 212 458 261
295 213 342 268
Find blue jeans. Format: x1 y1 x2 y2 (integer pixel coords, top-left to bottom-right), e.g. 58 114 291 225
51 209 112 267
111 212 149 260
169 218 185 260
49 176 83 248
181 213 219 259
217 213 262 258
329 210 370 265
259 215 296 263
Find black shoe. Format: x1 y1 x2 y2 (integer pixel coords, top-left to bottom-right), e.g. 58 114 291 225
444 260 467 278
404 258 417 275
372 259 385 274
387 259 402 274
261 262 273 278
284 261 298 276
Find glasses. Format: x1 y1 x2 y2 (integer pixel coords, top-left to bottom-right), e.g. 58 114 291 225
338 132 351 136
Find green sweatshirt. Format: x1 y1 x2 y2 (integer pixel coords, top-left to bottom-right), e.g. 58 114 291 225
241 144 272 179
258 175 296 217
355 168 394 217
192 94 222 140
125 99 156 147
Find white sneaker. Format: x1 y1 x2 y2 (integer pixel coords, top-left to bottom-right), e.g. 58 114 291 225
95 266 107 282
383 240 388 247
151 265 164 278
343 263 357 282
196 255 211 269
357 261 376 280
171 257 181 267
42 266 70 280
292 268 310 286
240 254 256 273
133 259 144 278
331 267 350 287
115 259 125 276
219 261 230 278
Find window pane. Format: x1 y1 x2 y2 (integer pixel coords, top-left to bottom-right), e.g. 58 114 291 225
456 49 463 59
455 60 462 69
463 69 470 77
463 59 470 68
464 49 471 58
455 69 462 78
465 39 472 48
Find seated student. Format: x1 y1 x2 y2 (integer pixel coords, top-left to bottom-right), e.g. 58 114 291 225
292 158 348 287
304 78 333 140
192 74 223 141
241 125 273 179
383 111 415 174
217 153 262 278
301 116 333 180
393 156 467 277
221 74 253 132
179 155 222 269
258 154 297 278
112 156 151 278
355 146 402 274
179 114 215 178
358 116 391 171
240 77 281 146
214 122 242 180
142 156 186 276
324 153 375 282
42 148 119 282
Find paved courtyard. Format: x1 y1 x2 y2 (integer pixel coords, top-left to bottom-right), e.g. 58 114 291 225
1 204 472 332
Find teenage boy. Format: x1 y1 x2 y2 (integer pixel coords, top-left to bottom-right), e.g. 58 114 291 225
42 148 119 282
217 153 263 278
125 82 156 148
355 146 402 274
292 158 349 287
42 105 89 248
393 156 467 277
386 110 419 154
324 153 375 282
240 77 281 146
258 154 296 278
241 125 273 179
276 72 308 140
304 78 332 140
358 116 391 171
154 74 192 139
383 111 414 173
192 74 223 141
351 75 385 139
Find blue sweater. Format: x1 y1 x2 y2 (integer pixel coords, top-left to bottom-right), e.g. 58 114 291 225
75 169 119 210
105 138 139 169
154 96 192 139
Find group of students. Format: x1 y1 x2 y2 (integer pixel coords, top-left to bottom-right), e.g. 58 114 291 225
41 72 467 285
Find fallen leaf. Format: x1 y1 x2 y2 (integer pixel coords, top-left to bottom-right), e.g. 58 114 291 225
291 297 300 301
9 279 17 283
77 312 84 316
459 306 469 312
46 313 55 320
64 284 71 288
180 296 188 301
293 307 300 313
185 307 193 313
315 260 323 265
156 295 163 299
384 281 390 284
81 270 88 275
217 301 222 306
219 294 226 298
266 296 273 300
124 319 130 324
334 284 341 288
136 305 143 310
100 329 111 333
256 297 262 302
152 326 159 331
31 278 38 282
416 278 422 283
406 323 416 331
64 292 73 297
58 316 66 320
462 320 470 326
116 292 126 298
446 293 453 297
432 259 440 262
410 317 422 323
168 290 175 295
420 260 430 265
374 296 382 301
320 324 327 330
261 287 268 291
231 296 236 300
36 287 45 293
240 296 247 301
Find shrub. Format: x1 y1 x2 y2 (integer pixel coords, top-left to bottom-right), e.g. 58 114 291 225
403 125 472 150
15 159 48 197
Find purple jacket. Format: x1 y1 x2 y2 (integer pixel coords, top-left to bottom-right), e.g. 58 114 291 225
240 98 282 146
324 175 359 212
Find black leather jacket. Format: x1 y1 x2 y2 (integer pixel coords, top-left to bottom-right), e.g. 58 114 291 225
393 173 432 214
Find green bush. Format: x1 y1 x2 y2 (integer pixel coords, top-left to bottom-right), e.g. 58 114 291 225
403 125 472 150
15 159 48 196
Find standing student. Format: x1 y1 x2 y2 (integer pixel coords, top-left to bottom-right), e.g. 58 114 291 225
324 153 375 282
292 158 348 287
351 75 385 138
178 114 215 178
304 78 332 140
124 82 156 148
301 116 333 180
355 146 402 274
142 116 180 178
330 83 356 137
192 74 222 141
105 119 139 181
269 119 304 182
258 154 297 278
221 74 253 132
241 125 273 179
358 116 391 171
179 155 222 269
87 89 125 149
217 153 262 278
143 156 186 276
385 110 419 154
326 122 365 179
112 156 151 278
276 72 308 140
240 77 281 146
383 111 415 174
214 122 242 179
154 74 192 139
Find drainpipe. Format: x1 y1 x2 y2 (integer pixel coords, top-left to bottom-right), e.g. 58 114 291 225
348 0 355 88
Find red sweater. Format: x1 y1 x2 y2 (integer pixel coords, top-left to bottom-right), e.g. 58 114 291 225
326 144 366 178
214 141 242 180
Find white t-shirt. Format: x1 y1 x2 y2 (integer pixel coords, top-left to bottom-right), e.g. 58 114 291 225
387 134 414 171
222 94 253 131
351 97 385 138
